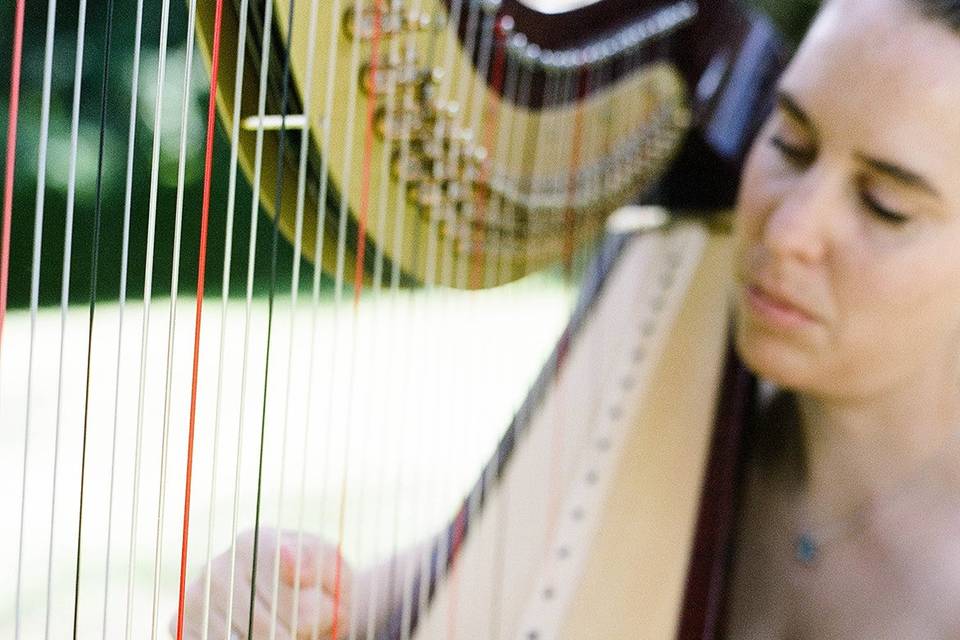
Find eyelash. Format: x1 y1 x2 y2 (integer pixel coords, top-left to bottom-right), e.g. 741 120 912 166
768 136 911 226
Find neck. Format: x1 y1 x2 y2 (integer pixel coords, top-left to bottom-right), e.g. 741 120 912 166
796 359 960 522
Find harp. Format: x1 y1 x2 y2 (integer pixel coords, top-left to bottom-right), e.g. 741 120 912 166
0 0 783 638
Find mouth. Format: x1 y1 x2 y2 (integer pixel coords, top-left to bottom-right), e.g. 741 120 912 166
743 283 820 330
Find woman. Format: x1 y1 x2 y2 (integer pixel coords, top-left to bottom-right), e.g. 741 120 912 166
728 0 960 636
179 0 960 637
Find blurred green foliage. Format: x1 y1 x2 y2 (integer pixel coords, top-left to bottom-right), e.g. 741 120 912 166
0 1 819 310
749 0 821 45
0 1 314 309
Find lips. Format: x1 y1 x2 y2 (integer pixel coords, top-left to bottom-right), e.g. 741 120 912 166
743 282 820 329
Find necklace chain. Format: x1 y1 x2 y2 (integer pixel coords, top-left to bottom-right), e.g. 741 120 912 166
792 427 960 566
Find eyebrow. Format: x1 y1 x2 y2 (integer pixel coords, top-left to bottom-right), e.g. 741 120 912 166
776 89 941 199
853 153 940 198
776 91 816 134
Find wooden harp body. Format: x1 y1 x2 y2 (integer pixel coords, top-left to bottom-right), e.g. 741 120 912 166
0 0 782 638
403 218 741 640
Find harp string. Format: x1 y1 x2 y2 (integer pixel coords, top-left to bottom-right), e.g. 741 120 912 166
232 0 278 632
355 0 410 633
246 0 294 633
103 0 144 635
127 0 173 632
76 0 116 634
210 0 253 635
48 2 88 637
151 2 202 634
345 0 410 635
394 1 432 634
253 0 304 636
212 0 259 640
323 0 390 630
175 0 225 637
484 51 538 640
405 1 469 633
440 1 489 635
282 0 325 635
343 3 384 635
494 35 539 635
540 63 578 557
383 0 421 632
0 0 24 350
15 0 53 635
412 0 465 633
428 0 476 614
205 0 264 637
298 0 349 635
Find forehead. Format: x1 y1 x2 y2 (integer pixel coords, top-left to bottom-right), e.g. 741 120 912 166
780 0 960 187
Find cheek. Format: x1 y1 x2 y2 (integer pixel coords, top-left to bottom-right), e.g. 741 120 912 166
836 247 960 376
733 151 770 266
732 142 788 260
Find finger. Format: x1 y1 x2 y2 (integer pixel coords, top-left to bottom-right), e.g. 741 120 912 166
315 544 350 597
229 570 295 640
274 564 346 635
175 569 232 640
280 539 319 589
190 607 232 640
293 587 343 640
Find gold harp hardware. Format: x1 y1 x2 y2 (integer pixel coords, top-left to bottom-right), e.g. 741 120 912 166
196 0 696 289
343 6 441 41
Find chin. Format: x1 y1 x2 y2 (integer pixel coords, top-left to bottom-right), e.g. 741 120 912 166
734 314 823 393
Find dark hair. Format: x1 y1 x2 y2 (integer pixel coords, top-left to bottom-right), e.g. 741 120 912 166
914 0 960 30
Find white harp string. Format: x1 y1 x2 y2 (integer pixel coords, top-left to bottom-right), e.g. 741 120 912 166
103 0 144 636
151 4 200 635
324 0 370 632
211 2 252 637
301 0 346 635
16 0 57 637
287 0 326 632
360 0 409 634
46 2 87 637
127 0 173 635
206 2 253 639
265 0 306 637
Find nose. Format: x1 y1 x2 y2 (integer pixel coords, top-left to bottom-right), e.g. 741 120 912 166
760 168 834 265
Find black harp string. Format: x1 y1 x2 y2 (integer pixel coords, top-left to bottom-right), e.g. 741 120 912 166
46 0 88 633
248 0 298 636
74 1 116 634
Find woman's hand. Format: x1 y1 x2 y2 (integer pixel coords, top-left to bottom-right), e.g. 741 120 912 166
172 528 352 640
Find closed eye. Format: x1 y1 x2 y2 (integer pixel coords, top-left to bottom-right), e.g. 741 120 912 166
858 186 911 226
770 135 815 168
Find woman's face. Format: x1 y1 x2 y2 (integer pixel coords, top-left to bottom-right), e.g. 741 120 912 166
734 0 960 400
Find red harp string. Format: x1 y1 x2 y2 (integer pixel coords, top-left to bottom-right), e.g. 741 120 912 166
175 0 225 637
331 1 383 635
0 0 26 349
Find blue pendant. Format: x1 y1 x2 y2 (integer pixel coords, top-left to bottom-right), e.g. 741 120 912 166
794 532 819 565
